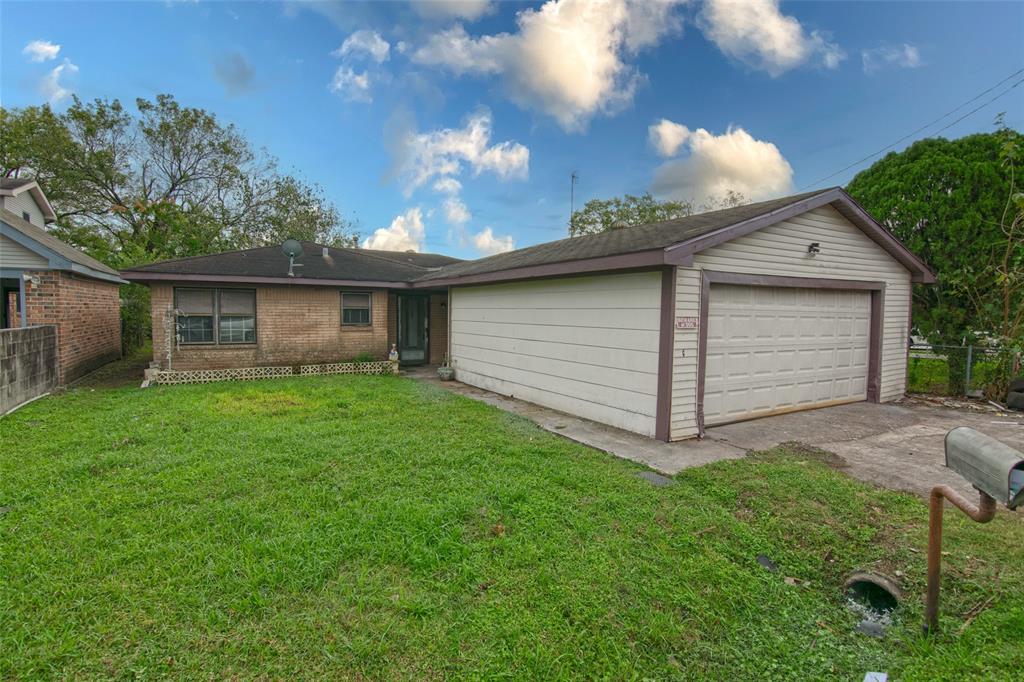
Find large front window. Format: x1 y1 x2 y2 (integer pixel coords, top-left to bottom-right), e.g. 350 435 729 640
175 288 255 345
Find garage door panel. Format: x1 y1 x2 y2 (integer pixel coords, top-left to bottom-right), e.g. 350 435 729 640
704 284 870 426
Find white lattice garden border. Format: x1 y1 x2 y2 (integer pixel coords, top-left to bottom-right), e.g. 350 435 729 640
155 361 397 385
300 361 395 376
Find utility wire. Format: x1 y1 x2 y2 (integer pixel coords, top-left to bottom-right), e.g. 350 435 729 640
800 67 1024 190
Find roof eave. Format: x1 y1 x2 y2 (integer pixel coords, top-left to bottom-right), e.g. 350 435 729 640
413 249 669 287
120 270 415 289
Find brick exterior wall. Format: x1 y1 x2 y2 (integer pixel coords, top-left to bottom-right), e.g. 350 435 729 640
428 293 448 365
150 283 393 371
21 271 122 384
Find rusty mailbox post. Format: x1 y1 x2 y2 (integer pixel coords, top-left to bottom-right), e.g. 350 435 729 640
925 427 1024 633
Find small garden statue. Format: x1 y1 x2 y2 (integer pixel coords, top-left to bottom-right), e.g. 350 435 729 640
437 355 454 381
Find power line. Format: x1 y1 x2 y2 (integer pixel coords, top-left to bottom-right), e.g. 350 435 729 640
800 67 1024 190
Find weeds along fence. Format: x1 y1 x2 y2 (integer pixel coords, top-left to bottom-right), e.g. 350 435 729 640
907 343 1020 398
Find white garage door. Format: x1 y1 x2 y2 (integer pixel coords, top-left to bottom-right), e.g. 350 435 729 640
450 272 662 436
703 284 870 426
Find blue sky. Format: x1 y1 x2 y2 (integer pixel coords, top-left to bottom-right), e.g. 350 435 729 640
2 1 1022 258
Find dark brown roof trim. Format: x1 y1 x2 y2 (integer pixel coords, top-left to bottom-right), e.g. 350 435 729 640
655 266 676 442
120 271 414 289
665 188 936 283
411 249 668 288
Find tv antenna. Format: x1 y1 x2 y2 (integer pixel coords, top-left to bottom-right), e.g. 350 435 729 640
569 170 579 235
281 239 304 277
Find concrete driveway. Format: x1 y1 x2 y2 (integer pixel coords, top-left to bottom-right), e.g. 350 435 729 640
407 368 1023 501
706 401 1023 500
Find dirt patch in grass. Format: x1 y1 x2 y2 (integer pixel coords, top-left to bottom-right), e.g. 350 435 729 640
210 388 317 416
752 440 849 469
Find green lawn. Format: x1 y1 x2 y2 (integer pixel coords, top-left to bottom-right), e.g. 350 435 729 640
2 376 1021 680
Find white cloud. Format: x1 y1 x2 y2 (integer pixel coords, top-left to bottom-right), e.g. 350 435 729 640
650 124 793 203
362 208 426 251
648 118 690 157
23 40 61 62
472 227 515 255
412 0 494 21
412 0 685 131
397 108 529 195
333 30 390 63
432 177 463 194
862 44 922 74
329 66 372 102
40 60 78 104
443 196 472 225
699 0 844 76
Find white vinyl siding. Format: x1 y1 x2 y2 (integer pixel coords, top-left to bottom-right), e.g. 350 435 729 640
703 285 871 425
0 233 48 269
671 204 912 439
2 192 46 226
450 272 662 436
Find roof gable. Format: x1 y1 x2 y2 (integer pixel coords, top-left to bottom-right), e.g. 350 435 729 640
0 209 125 284
0 179 57 223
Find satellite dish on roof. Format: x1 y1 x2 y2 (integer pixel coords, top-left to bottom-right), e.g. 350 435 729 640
281 240 304 277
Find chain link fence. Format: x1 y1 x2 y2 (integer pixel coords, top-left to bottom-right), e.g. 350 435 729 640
908 343 1020 399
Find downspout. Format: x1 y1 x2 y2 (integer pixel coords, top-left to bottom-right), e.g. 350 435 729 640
18 274 28 327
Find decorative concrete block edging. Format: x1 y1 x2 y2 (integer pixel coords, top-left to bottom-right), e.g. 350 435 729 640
152 360 399 386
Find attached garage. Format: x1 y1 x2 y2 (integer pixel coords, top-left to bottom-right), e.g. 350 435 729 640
419 187 934 442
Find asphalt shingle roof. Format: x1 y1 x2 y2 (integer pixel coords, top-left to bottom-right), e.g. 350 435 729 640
123 242 463 281
0 178 36 191
418 189 832 281
1 209 121 278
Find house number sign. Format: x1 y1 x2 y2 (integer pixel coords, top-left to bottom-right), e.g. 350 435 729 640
675 316 699 329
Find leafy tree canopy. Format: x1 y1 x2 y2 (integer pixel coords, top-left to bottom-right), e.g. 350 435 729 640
1 95 357 269
568 190 746 237
846 124 1022 349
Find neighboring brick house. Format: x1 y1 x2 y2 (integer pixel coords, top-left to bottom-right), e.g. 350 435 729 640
1 179 126 384
121 243 458 371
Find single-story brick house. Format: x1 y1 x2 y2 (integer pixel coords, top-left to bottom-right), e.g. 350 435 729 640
1 179 126 384
123 187 934 441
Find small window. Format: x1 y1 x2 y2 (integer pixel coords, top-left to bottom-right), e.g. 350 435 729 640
176 288 215 344
22 211 31 222
342 292 371 326
218 289 256 343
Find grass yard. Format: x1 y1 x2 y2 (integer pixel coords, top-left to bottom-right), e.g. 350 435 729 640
2 376 1022 680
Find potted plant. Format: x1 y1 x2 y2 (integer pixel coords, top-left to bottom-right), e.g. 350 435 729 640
437 355 454 381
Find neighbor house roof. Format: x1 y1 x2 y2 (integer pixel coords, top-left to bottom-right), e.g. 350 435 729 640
121 242 463 288
416 187 935 285
0 178 58 223
121 188 935 288
0 209 126 284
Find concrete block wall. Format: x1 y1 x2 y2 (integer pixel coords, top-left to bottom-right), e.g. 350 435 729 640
150 283 392 371
0 325 58 413
22 271 121 384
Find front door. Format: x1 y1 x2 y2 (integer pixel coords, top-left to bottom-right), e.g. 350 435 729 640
398 295 429 365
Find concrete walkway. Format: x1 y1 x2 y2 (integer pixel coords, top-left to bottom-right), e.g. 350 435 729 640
405 367 1023 500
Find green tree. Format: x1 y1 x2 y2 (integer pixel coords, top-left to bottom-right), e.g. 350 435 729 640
569 192 692 236
1 95 357 267
846 125 1023 394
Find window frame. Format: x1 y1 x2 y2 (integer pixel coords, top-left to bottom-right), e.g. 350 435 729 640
341 291 373 327
174 287 257 346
